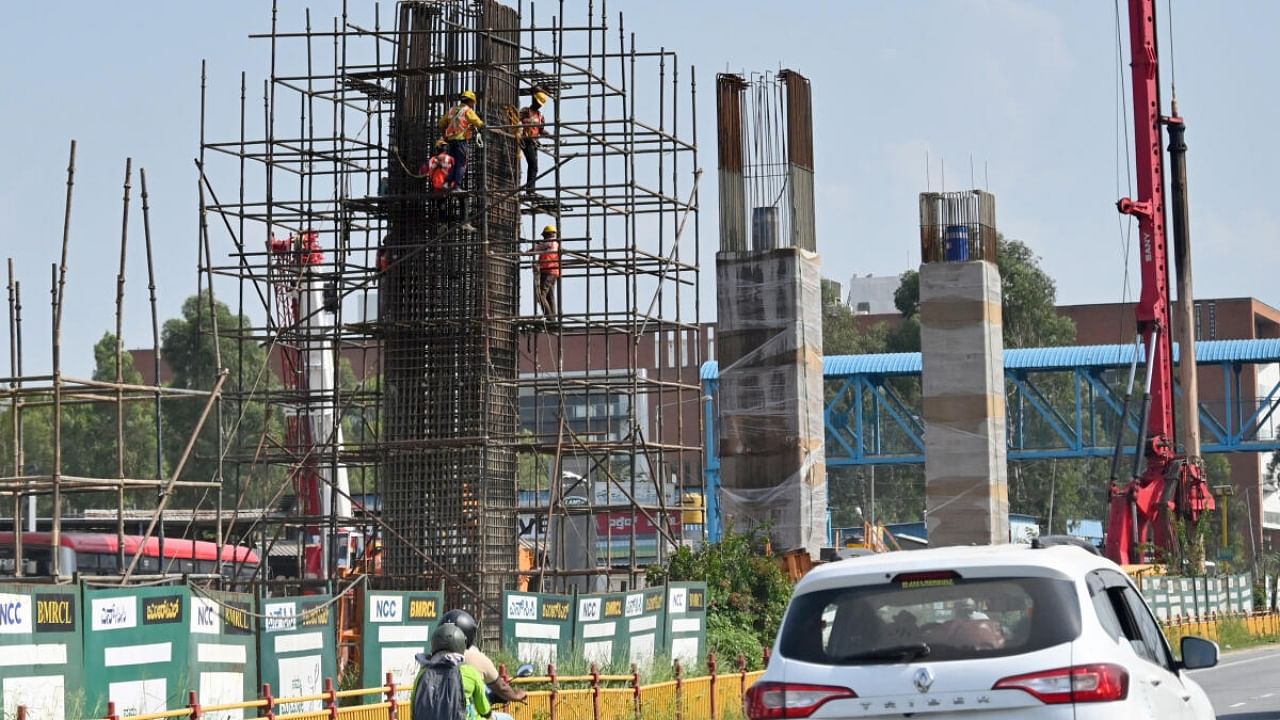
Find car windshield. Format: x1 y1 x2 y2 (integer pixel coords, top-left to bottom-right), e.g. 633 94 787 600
780 574 1080 664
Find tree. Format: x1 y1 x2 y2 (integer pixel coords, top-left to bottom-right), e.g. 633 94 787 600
821 277 891 356
59 334 161 510
2 334 162 513
889 235 1076 351
162 292 278 508
64 334 160 478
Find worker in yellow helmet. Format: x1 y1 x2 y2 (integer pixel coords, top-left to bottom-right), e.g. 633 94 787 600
534 224 560 318
438 90 485 190
519 89 551 193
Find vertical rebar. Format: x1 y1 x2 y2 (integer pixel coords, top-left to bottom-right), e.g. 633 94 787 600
114 158 133 572
7 259 22 575
51 139 76 577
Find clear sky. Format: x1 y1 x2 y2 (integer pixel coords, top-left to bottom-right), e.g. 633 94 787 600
3 1 1278 376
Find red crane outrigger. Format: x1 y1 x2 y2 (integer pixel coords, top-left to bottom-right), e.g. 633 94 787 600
1105 0 1215 565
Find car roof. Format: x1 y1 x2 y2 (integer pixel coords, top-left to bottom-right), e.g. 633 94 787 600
796 543 1120 593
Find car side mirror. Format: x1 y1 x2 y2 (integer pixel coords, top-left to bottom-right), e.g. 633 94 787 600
1180 636 1219 670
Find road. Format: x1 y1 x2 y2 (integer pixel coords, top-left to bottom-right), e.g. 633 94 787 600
1189 644 1280 719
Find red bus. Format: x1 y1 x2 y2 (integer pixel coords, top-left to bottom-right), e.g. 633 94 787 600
0 532 260 580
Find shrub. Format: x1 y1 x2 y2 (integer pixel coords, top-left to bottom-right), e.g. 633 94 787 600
647 527 792 669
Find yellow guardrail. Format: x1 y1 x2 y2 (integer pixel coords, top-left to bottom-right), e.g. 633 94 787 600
79 660 764 720
73 614 1279 720
1161 610 1280 647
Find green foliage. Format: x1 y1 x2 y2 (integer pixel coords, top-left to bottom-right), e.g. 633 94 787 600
0 333 162 513
162 292 280 508
516 430 554 491
646 528 791 668
995 238 1076 349
63 334 163 509
890 236 1076 352
704 614 767 670
1214 616 1280 651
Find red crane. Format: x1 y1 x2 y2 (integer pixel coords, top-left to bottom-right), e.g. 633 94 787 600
269 231 355 582
1105 0 1214 565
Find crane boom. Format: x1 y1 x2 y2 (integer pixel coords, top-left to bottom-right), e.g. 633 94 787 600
1105 0 1214 565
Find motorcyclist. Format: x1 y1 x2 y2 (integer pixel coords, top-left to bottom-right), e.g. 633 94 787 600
442 608 528 714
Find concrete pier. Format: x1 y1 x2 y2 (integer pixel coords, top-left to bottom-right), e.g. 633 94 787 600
920 260 1010 545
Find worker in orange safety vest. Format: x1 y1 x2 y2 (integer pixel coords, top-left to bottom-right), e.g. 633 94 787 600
534 224 560 318
426 139 456 192
438 90 484 188
519 90 549 192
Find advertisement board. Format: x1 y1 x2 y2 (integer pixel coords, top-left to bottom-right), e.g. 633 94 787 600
573 591 627 667
501 591 573 666
360 590 443 701
83 585 192 718
0 583 83 720
257 595 337 714
662 582 707 667
188 589 257 720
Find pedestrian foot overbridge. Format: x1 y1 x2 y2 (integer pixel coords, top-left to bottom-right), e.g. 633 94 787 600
702 338 1280 471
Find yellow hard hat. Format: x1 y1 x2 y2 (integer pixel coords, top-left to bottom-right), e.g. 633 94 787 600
534 91 550 106
542 224 557 236
460 90 477 103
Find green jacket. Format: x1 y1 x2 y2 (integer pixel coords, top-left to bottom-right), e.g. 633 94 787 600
411 656 491 719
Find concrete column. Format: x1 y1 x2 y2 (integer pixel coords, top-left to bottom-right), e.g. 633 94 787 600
715 248 826 556
920 260 1010 545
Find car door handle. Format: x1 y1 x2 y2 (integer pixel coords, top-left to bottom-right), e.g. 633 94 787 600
1149 679 1162 687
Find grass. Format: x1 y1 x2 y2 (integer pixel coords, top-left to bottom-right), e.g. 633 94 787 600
1216 617 1280 652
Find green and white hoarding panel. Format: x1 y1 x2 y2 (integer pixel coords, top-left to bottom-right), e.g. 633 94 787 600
622 588 666 667
189 590 257 719
0 583 82 720
663 582 707 667
361 590 443 701
574 592 627 667
502 591 573 665
83 585 192 717
257 596 337 714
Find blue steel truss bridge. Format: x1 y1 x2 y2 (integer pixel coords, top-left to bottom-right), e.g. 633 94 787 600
703 338 1280 484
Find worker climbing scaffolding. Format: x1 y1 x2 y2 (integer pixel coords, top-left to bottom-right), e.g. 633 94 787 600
534 224 560 319
439 90 485 188
427 139 456 192
519 90 550 193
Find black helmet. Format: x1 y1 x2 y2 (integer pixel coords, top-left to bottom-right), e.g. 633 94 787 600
430 622 467 655
442 609 478 648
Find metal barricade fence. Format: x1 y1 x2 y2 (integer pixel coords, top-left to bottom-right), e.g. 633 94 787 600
73 654 766 720
43 616 1280 720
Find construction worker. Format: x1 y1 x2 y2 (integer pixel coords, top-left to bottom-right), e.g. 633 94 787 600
519 90 549 192
442 609 524 719
439 90 485 189
534 224 560 318
427 139 456 192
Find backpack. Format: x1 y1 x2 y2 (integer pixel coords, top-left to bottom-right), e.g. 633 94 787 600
411 653 467 720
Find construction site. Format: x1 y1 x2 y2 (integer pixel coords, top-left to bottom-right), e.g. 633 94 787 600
3 0 1280 718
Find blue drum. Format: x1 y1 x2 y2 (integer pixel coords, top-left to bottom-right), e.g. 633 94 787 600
944 224 970 262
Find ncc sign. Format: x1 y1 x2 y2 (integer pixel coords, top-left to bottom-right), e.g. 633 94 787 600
0 592 32 634
369 595 403 623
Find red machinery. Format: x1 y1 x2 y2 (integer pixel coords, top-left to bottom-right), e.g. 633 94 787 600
268 231 356 581
1105 0 1214 564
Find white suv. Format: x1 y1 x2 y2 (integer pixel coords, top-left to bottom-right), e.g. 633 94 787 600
748 542 1218 719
